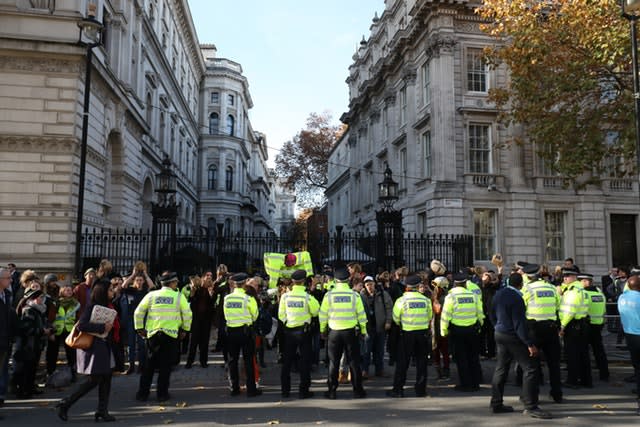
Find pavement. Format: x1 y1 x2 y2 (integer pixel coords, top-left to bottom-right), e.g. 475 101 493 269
1 345 639 426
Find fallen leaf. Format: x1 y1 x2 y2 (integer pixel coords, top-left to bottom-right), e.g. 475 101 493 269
593 404 608 410
268 421 280 425
176 401 188 408
195 386 205 390
163 420 173 424
156 406 166 412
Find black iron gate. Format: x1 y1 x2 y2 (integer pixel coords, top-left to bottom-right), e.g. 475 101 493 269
80 228 473 278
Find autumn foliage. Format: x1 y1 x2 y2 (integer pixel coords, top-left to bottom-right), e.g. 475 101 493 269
275 112 340 207
478 0 637 186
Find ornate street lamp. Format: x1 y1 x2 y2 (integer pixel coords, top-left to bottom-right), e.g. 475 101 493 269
377 162 399 211
155 155 178 205
74 3 103 279
376 163 402 271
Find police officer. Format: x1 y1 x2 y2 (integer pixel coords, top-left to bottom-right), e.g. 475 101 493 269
386 274 432 398
559 268 591 388
521 263 563 403
319 267 367 399
278 269 320 399
580 273 609 381
135 272 192 402
224 272 262 397
441 272 484 392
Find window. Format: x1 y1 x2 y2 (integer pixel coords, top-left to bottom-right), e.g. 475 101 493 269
423 131 431 178
468 123 491 173
603 131 627 178
467 48 488 92
400 147 407 189
227 94 235 106
383 106 389 139
208 113 219 134
417 212 427 236
544 211 566 261
224 218 232 236
225 166 233 191
145 92 153 125
421 62 430 106
207 165 217 190
474 209 497 261
400 87 407 125
226 115 235 136
159 112 165 149
210 91 219 104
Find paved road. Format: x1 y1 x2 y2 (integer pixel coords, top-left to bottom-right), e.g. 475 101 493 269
2 348 638 426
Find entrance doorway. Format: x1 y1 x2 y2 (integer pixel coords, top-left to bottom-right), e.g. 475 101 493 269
610 214 638 269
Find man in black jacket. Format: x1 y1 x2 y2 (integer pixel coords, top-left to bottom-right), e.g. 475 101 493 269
489 273 551 419
0 268 17 417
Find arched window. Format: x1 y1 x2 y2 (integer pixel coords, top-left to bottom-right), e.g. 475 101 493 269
226 115 235 136
225 166 233 191
224 218 232 236
209 112 219 134
208 165 217 190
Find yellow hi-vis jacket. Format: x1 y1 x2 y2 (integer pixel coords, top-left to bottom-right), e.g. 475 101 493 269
263 251 313 288
319 282 367 334
278 285 320 328
134 286 192 338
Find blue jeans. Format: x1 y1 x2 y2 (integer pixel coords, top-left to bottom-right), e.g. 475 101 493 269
361 330 386 375
127 325 146 366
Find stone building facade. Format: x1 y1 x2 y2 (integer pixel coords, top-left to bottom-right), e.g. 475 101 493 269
0 1 275 275
327 0 639 274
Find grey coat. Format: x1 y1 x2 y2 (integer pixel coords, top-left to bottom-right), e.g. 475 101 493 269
360 288 393 334
76 303 114 375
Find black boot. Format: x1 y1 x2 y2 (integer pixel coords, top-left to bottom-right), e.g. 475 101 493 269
95 375 115 422
57 377 98 421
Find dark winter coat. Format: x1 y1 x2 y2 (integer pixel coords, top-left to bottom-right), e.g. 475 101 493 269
75 303 114 375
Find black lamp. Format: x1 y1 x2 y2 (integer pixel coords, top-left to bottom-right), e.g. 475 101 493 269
378 162 399 210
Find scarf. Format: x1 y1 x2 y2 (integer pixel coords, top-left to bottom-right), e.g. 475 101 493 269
59 296 79 311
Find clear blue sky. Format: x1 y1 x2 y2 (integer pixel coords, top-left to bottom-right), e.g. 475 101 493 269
188 0 385 165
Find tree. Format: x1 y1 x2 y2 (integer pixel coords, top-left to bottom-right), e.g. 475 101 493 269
478 0 636 187
275 112 342 208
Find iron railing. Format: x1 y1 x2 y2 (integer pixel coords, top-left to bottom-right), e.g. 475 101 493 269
80 228 473 278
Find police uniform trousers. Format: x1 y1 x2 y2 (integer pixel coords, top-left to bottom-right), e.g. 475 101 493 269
529 320 562 400
392 329 429 396
327 328 364 393
281 326 312 394
587 324 609 380
227 326 258 394
138 332 179 399
564 318 592 387
491 331 540 410
449 324 482 389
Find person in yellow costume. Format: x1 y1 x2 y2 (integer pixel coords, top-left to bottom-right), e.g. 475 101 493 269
263 252 313 288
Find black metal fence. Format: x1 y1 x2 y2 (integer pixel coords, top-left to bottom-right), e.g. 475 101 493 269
80 228 473 278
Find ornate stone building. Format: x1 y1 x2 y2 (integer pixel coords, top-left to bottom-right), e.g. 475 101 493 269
327 0 639 274
0 1 275 274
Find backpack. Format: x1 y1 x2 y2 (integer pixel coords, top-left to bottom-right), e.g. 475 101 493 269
256 307 273 336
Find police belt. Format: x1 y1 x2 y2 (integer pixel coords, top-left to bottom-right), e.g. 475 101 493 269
566 317 589 329
285 325 308 332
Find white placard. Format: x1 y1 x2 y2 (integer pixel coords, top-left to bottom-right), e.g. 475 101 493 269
89 305 117 338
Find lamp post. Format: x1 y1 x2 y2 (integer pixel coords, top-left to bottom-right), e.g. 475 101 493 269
622 0 640 185
73 4 103 279
376 163 402 271
150 155 179 273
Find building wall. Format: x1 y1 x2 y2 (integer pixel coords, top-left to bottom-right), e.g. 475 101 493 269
327 0 639 275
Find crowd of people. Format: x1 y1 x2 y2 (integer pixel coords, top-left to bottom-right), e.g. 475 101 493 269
0 254 639 422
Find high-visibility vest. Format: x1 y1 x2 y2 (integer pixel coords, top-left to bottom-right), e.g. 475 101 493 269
54 301 80 335
319 282 367 333
585 288 606 325
323 279 336 291
134 286 192 338
278 285 320 328
466 280 484 312
522 280 560 321
440 286 482 337
392 291 432 331
559 282 589 327
223 287 258 327
263 251 314 288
